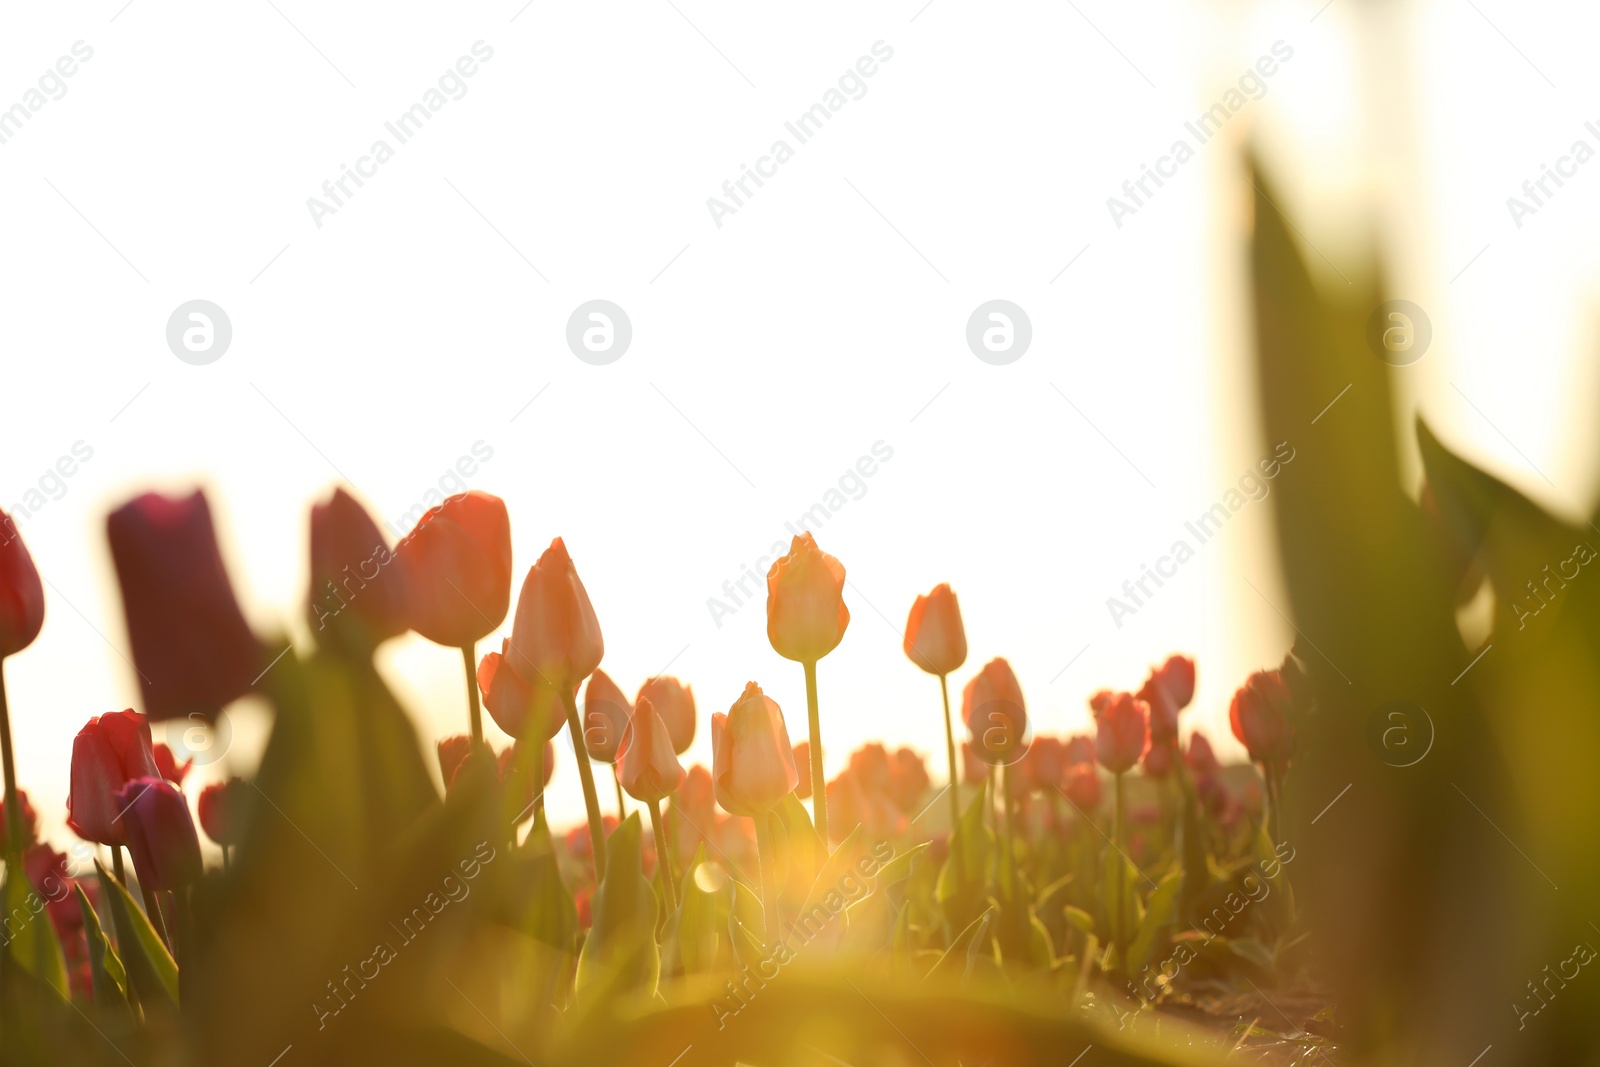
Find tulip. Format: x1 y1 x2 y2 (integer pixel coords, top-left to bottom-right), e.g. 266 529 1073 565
904 583 968 852
636 676 695 755
960 741 990 784
0 509 44 863
307 487 411 653
197 777 246 849
848 743 893 796
766 534 849 836
791 741 812 799
714 683 800 948
1137 654 1195 746
153 742 191 786
1230 667 1297 841
0 788 37 851
1141 740 1173 779
1185 732 1220 774
395 490 512 747
962 658 1028 765
67 710 163 846
618 695 687 914
1063 762 1102 811
24 844 83 947
106 491 261 723
114 776 202 892
581 669 631 765
889 747 931 815
827 768 907 842
1064 734 1096 767
1094 692 1149 774
477 641 565 743
671 764 716 861
499 739 556 825
1020 736 1064 795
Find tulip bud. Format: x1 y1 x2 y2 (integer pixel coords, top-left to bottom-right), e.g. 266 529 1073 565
903 583 967 676
1141 739 1173 779
197 777 247 847
0 509 45 659
711 683 800 816
618 696 686 803
889 747 931 813
1136 654 1195 744
153 743 191 786
765 534 850 663
1229 669 1296 766
581 669 631 763
1093 691 1149 774
477 642 566 742
848 743 892 795
307 487 411 651
114 777 202 890
1064 734 1096 767
67 710 163 845
506 537 604 692
1063 762 1103 810
106 491 262 722
636 676 695 755
961 658 1027 764
1185 732 1220 774
394 491 512 648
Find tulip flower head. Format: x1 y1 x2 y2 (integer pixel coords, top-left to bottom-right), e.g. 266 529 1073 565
1185 732 1220 774
1137 654 1196 745
394 490 513 648
114 776 202 891
711 683 800 816
477 640 567 742
903 583 967 676
1063 762 1103 810
581 669 632 764
106 491 261 722
1093 691 1150 774
506 537 604 693
67 710 163 846
307 487 411 651
765 534 850 663
617 695 687 803
197 777 247 848
636 676 695 755
962 658 1028 765
0 508 45 659
153 742 192 786
889 746 931 813
1229 669 1296 768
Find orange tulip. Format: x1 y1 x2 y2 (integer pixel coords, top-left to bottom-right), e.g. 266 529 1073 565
765 534 849 663
636 676 695 755
711 683 799 816
962 658 1028 764
581 668 632 763
506 537 604 693
0 508 44 658
1094 691 1149 773
903 583 967 676
618 696 686 803
394 490 512 648
477 641 565 742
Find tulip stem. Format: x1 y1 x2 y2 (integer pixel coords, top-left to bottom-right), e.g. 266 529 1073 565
112 846 126 886
0 663 23 857
1263 764 1281 845
938 673 961 863
753 810 780 951
1113 771 1127 975
612 765 628 821
803 660 826 846
144 880 172 951
648 799 677 916
999 761 1018 900
561 688 607 884
461 644 483 748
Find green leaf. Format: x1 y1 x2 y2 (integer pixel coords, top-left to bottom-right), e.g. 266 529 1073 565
574 812 659 1002
512 809 578 951
1098 841 1140 953
75 883 130 1013
95 859 177 1007
2 848 69 1000
935 790 993 933
665 844 731 977
922 904 996 988
1126 870 1183 979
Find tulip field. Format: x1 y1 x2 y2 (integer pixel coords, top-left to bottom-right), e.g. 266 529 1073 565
1 172 1598 1067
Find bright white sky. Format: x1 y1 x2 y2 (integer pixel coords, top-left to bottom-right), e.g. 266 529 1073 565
2 0 1595 844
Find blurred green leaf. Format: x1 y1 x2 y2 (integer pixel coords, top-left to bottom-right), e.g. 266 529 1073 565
2 847 69 1001
95 859 176 1008
75 882 130 1015
575 812 659 1003
1126 870 1182 979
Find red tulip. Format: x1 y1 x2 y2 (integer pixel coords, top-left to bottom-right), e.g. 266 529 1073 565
67 710 163 845
1141 739 1173 779
114 777 201 890
848 742 893 796
889 747 931 813
636 676 695 755
1064 734 1096 767
903 583 966 676
765 534 849 663
197 777 246 847
1020 736 1064 793
1186 732 1220 774
1088 690 1115 714
153 742 191 786
827 767 906 841
106 491 261 722
1137 654 1195 745
791 741 812 799
711 683 799 816
1063 762 1103 810
0 509 45 658
1229 669 1296 766
580 669 631 763
24 843 83 945
307 487 411 650
0 788 37 851
394 490 512 648
477 641 565 742
1093 691 1149 774
960 741 990 783
505 537 604 693
962 658 1027 764
618 695 686 803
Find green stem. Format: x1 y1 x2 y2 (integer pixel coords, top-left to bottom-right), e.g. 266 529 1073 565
803 660 827 845
753 809 780 950
144 880 172 951
1114 771 1127 974
1264 764 1281 845
562 687 608 884
461 644 483 747
0 663 22 856
648 799 678 916
613 764 628 821
112 846 125 886
999 761 1018 899
939 673 961 862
